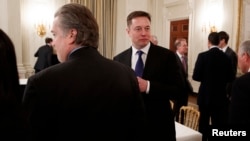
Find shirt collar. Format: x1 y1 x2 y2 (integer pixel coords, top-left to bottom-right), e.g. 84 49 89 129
132 42 150 55
68 46 85 59
176 51 183 58
221 45 228 52
210 46 219 49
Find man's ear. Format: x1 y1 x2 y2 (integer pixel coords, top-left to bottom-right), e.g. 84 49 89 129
126 27 130 35
68 28 77 44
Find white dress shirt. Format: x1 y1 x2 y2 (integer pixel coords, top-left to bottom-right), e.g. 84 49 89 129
131 42 151 94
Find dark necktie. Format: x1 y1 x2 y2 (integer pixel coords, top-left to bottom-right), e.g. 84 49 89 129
135 50 144 77
182 55 187 72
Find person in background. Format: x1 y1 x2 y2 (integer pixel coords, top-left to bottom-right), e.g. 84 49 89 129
192 32 234 141
51 45 60 65
229 40 250 127
114 10 184 141
218 31 238 101
0 29 27 140
173 38 193 122
33 37 53 73
22 3 146 140
150 35 158 45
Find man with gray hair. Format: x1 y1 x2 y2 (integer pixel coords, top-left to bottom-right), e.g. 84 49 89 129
23 3 146 140
229 40 250 126
150 35 158 45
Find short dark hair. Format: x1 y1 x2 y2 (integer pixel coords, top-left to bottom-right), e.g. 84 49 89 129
208 32 219 46
218 31 229 44
127 11 151 27
45 37 53 44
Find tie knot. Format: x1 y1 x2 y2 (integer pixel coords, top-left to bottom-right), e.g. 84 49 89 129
182 55 186 60
137 50 143 56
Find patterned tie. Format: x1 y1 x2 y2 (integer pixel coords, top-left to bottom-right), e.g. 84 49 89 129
135 50 144 77
182 55 187 72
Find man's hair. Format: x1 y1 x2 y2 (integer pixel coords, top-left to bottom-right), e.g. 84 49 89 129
218 31 229 44
239 40 250 56
208 32 219 46
45 37 53 44
54 3 99 48
174 38 186 48
127 11 151 27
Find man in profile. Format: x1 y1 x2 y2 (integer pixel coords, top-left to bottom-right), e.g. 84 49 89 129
218 31 238 101
23 4 146 140
173 38 193 122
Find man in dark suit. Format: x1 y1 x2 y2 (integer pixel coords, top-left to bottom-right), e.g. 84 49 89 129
113 11 184 141
192 32 234 141
23 4 146 140
34 37 53 73
229 40 250 127
218 31 238 99
173 38 193 122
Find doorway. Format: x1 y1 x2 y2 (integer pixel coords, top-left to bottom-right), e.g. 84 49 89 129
169 19 189 52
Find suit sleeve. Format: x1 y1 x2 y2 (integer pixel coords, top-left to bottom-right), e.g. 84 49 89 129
192 53 203 81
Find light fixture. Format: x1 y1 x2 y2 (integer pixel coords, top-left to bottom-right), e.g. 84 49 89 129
202 22 217 33
35 23 46 37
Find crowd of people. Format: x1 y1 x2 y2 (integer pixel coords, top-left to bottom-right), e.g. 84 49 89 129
1 3 250 141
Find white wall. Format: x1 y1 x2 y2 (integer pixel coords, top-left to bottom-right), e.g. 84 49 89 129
0 0 67 78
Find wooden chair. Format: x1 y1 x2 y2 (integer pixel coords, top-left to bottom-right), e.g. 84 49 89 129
178 106 200 131
169 100 174 109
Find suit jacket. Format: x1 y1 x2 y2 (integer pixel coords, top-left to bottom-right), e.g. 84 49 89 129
225 47 238 97
225 47 238 77
23 47 146 140
229 72 250 125
175 54 193 105
114 44 184 141
192 47 234 106
34 44 53 71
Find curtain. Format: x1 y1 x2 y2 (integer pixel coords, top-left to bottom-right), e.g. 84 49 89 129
70 0 117 59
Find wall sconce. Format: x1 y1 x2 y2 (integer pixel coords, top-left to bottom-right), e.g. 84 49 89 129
202 22 217 33
210 25 217 32
35 24 46 37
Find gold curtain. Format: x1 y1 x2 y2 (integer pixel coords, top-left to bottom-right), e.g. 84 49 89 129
236 0 243 53
70 0 117 59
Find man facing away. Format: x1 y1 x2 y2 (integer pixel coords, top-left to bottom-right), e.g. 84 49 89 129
23 3 146 140
192 32 234 141
114 10 184 141
34 37 53 73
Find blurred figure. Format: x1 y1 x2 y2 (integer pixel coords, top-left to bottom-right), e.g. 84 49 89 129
0 29 27 140
150 35 158 45
34 37 53 73
51 45 60 65
229 40 250 126
23 3 146 140
114 10 184 141
173 38 193 122
218 31 238 100
192 32 234 141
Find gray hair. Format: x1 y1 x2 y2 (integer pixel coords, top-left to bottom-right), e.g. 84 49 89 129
238 40 250 56
174 38 187 48
54 3 99 48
